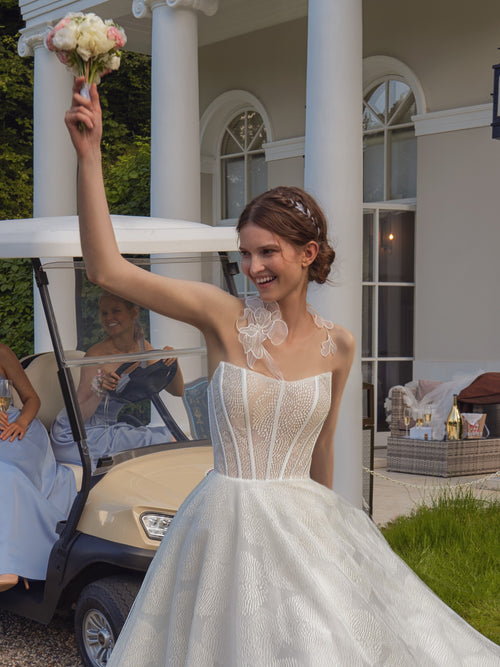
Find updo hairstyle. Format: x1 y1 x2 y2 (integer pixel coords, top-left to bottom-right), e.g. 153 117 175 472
236 186 335 284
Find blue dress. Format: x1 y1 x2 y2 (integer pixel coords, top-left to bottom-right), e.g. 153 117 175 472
0 376 76 580
51 379 175 471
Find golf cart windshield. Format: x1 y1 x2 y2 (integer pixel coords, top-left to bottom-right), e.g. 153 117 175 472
39 252 240 477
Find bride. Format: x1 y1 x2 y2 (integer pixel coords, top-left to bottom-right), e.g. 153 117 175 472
66 78 499 666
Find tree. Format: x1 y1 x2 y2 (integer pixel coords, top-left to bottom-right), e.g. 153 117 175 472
0 2 152 355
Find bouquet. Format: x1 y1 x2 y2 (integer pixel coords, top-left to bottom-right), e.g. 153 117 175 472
45 12 127 97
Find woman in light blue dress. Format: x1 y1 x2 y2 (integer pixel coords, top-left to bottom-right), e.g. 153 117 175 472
51 292 184 470
0 343 76 592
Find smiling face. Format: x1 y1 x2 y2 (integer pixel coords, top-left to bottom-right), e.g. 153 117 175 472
99 295 139 339
239 222 312 302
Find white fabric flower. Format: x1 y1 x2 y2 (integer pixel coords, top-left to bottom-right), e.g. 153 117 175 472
236 296 288 379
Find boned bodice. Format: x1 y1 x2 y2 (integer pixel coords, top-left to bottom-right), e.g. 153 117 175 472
208 362 332 480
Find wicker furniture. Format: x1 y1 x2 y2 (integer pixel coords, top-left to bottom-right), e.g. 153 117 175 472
387 386 500 477
387 435 500 477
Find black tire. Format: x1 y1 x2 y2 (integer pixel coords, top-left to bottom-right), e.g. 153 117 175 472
75 575 142 667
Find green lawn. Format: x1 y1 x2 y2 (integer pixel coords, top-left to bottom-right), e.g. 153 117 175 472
381 488 500 645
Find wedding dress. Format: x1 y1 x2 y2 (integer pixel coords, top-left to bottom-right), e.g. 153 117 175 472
109 356 499 666
109 297 499 665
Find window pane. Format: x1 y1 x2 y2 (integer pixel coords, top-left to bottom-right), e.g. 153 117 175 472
365 82 386 123
363 212 374 281
362 360 374 385
362 286 374 357
390 128 417 199
221 130 241 156
222 157 245 219
378 211 414 282
377 360 413 431
378 286 414 357
363 133 384 202
245 111 265 149
249 154 267 200
226 112 247 151
363 105 383 131
388 80 411 121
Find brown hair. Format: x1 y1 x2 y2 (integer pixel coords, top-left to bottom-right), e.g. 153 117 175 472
236 186 335 284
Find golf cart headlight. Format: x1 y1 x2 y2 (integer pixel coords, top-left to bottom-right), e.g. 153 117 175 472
140 512 175 540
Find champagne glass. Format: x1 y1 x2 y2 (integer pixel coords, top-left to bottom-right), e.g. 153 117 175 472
403 407 411 437
0 379 12 414
416 408 424 429
424 405 432 425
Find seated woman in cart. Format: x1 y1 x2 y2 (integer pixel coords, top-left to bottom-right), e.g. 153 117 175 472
51 291 184 471
0 342 76 592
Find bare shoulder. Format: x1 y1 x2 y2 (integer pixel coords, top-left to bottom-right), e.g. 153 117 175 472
0 343 20 369
333 324 355 356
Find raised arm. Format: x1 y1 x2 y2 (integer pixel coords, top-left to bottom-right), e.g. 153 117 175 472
64 78 238 335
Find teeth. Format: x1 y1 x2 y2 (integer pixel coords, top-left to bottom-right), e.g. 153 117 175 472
256 277 274 285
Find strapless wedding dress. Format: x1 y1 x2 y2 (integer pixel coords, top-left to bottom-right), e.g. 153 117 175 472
109 362 499 666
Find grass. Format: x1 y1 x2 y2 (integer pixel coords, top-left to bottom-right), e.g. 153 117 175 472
381 487 500 645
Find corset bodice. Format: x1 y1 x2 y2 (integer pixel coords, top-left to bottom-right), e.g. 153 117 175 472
208 362 332 480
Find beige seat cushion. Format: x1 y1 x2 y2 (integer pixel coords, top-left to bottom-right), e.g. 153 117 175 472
12 350 85 431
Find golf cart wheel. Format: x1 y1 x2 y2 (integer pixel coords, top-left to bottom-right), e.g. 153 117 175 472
75 575 141 667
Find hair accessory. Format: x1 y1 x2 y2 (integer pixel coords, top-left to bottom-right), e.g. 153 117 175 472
289 198 320 237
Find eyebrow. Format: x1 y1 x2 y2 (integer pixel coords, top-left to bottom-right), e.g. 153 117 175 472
238 242 282 252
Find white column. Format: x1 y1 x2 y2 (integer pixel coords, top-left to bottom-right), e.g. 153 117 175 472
305 0 363 506
19 31 78 353
133 0 217 429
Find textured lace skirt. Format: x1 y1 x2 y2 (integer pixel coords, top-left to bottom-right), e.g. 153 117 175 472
109 472 500 666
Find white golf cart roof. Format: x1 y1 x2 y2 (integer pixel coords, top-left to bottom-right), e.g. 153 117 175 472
0 215 238 258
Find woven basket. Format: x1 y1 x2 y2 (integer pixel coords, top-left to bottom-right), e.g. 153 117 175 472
387 436 500 477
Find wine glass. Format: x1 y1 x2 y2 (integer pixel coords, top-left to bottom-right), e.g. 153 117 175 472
403 407 411 437
0 379 12 414
415 408 424 429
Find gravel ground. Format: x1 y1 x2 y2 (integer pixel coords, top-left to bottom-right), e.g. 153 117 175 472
0 610 83 667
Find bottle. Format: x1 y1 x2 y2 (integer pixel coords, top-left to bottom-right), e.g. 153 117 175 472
446 394 462 440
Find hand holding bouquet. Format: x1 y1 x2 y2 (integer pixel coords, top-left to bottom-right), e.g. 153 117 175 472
45 12 127 97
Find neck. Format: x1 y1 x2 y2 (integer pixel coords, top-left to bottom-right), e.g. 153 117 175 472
275 289 310 336
107 333 138 354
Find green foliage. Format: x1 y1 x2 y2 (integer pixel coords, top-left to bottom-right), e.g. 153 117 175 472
382 488 500 644
0 259 34 358
0 2 152 354
105 139 151 215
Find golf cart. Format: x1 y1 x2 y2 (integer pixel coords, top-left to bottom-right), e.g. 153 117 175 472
0 215 239 666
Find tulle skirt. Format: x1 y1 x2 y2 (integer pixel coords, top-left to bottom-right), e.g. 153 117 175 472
109 472 500 667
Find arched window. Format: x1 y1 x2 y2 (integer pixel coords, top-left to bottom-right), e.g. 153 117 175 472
363 78 417 202
362 71 420 434
220 109 268 221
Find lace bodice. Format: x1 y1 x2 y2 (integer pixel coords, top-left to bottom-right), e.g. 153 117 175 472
208 362 331 480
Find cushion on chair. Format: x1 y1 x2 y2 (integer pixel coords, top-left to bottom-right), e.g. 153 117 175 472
182 377 210 440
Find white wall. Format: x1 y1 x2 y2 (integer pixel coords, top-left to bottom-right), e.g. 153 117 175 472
414 126 500 380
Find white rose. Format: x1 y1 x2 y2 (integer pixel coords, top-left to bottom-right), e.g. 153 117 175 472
77 25 114 60
52 25 77 51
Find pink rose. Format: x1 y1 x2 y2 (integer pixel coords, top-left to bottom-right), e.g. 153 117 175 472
107 26 126 49
56 51 70 65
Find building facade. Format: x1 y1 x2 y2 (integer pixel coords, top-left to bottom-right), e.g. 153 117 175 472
16 0 500 503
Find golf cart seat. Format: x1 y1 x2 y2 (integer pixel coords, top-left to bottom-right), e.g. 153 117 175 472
12 350 85 490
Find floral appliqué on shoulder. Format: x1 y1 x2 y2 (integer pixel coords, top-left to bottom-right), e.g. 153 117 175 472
307 304 337 357
236 295 288 379
236 296 336 379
